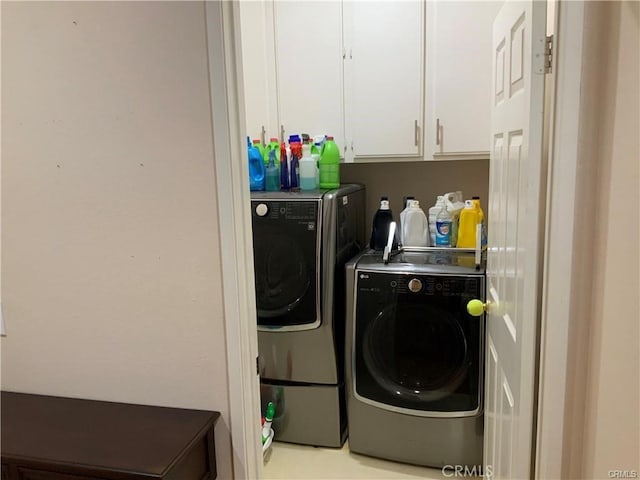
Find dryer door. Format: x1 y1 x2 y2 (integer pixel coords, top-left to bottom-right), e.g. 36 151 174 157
353 270 483 416
251 199 321 330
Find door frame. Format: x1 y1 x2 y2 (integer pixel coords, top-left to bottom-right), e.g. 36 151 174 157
205 2 263 478
209 0 588 478
535 1 595 478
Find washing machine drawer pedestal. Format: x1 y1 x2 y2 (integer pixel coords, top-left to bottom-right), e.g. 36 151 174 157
261 381 347 448
348 398 483 468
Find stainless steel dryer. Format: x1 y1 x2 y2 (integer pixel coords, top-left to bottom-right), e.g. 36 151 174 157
251 184 365 447
345 249 485 467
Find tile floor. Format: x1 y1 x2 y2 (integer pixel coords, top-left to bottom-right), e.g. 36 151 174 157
263 441 447 479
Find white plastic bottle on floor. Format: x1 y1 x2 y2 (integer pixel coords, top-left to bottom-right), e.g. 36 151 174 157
428 196 445 246
402 200 429 247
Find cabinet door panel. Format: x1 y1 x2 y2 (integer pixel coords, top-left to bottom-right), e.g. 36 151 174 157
239 1 278 141
426 1 501 157
345 0 423 159
274 1 344 153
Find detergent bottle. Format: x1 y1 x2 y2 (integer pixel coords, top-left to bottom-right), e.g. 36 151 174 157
435 204 453 247
370 196 397 250
444 192 465 247
265 149 280 191
401 200 429 247
248 137 265 191
456 200 481 248
319 136 340 189
471 196 487 246
428 196 445 246
299 142 316 191
252 139 266 165
267 137 281 163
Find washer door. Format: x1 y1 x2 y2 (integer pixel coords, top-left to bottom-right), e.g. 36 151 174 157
254 228 310 318
363 302 468 403
353 272 482 414
251 200 320 329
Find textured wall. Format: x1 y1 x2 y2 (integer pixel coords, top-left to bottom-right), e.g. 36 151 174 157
1 2 233 478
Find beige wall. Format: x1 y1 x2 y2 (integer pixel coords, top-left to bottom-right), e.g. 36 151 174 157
580 2 640 478
1 2 233 478
342 159 489 234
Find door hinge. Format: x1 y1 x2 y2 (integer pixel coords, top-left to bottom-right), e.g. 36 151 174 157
256 356 259 376
545 34 553 73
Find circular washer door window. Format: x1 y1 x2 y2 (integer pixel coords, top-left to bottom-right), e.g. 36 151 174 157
253 230 311 318
363 302 468 402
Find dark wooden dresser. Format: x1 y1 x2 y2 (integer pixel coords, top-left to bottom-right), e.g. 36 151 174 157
1 391 220 480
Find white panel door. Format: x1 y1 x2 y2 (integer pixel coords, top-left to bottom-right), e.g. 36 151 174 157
343 0 423 160
274 1 344 152
485 1 546 478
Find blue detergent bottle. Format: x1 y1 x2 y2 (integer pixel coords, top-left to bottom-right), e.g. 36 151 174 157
248 137 265 191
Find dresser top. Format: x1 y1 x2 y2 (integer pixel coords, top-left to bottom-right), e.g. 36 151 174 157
1 391 220 476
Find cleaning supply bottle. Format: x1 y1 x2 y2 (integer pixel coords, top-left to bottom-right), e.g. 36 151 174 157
428 196 445 246
402 200 429 247
253 139 266 165
280 142 289 190
319 136 340 189
289 142 300 191
456 200 481 248
267 137 281 163
262 402 275 445
471 196 487 246
248 137 265 191
435 203 453 247
444 192 465 247
265 149 280 191
299 142 316 191
399 196 415 245
370 196 397 250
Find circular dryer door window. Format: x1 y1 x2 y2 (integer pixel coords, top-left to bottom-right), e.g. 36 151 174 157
254 230 311 317
363 302 469 404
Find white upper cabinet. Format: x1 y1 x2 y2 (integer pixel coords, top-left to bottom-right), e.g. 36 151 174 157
425 1 502 159
239 1 499 162
343 1 424 161
238 1 278 142
274 1 345 152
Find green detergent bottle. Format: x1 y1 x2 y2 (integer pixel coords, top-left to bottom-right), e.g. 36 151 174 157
253 139 266 165
267 137 280 164
319 136 340 189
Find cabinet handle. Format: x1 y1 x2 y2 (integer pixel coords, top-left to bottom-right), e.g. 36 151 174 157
280 125 285 143
414 120 419 146
436 118 440 146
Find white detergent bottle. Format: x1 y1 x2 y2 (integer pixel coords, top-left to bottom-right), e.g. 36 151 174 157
399 196 415 245
402 200 429 247
428 195 445 246
299 143 316 191
444 191 465 246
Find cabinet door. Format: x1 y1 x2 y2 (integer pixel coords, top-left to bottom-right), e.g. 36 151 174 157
344 0 424 161
425 1 501 158
274 1 345 153
239 1 278 142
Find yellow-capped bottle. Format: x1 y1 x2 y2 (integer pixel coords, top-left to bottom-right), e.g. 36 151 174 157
456 200 480 248
471 196 487 247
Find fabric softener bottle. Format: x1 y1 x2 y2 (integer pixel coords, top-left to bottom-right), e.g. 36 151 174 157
370 196 397 250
